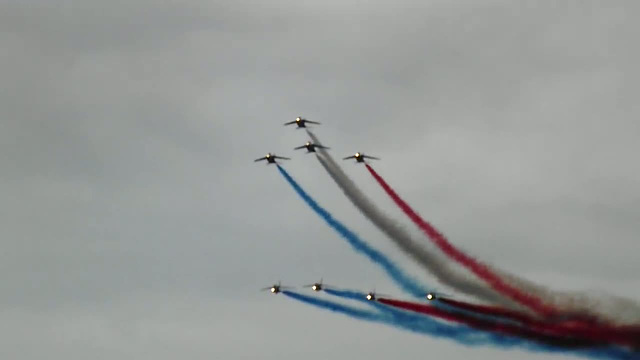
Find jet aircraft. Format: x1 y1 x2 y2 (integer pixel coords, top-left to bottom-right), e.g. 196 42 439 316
426 292 451 301
294 141 330 153
365 289 391 301
260 281 294 294
343 152 380 163
284 117 321 128
254 153 291 164
303 278 326 292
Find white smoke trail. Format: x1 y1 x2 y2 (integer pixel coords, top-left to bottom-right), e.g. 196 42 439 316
497 268 640 324
306 130 522 310
308 130 640 325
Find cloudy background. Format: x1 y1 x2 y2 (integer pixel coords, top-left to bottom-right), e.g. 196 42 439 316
1 1 639 359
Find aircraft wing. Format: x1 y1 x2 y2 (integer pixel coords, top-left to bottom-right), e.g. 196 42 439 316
343 155 356 160
284 121 297 125
254 157 267 162
260 286 273 291
293 145 306 150
306 120 320 124
316 144 330 149
274 156 291 160
363 155 380 160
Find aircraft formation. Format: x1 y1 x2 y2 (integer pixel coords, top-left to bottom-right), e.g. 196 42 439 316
254 116 640 359
259 118 392 303
255 117 379 165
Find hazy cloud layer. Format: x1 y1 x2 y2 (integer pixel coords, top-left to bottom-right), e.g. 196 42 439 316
1 1 639 359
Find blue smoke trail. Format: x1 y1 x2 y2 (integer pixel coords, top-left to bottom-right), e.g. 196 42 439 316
323 288 523 344
325 288 365 301
324 288 435 320
324 288 526 326
276 165 636 357
283 290 485 345
283 291 384 322
277 165 428 298
321 289 635 360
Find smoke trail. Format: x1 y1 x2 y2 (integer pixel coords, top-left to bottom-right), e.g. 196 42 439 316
438 297 537 324
378 297 638 349
363 300 634 360
324 289 590 347
439 297 640 346
276 165 427 298
364 163 555 317
439 298 640 348
283 291 525 348
363 161 640 325
310 290 635 359
305 130 519 310
325 288 367 301
377 298 639 359
325 288 533 327
283 290 382 322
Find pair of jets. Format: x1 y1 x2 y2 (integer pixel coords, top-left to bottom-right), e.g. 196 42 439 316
254 117 380 164
364 291 447 302
261 280 447 302
260 279 328 294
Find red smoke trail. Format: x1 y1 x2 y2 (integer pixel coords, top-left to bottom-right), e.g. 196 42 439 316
379 298 640 349
365 163 557 317
377 298 594 348
440 297 640 348
439 297 536 324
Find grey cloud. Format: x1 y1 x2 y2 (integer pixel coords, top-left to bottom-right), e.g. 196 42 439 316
1 1 639 359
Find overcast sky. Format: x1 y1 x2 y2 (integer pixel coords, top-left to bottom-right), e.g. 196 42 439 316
1 1 639 359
